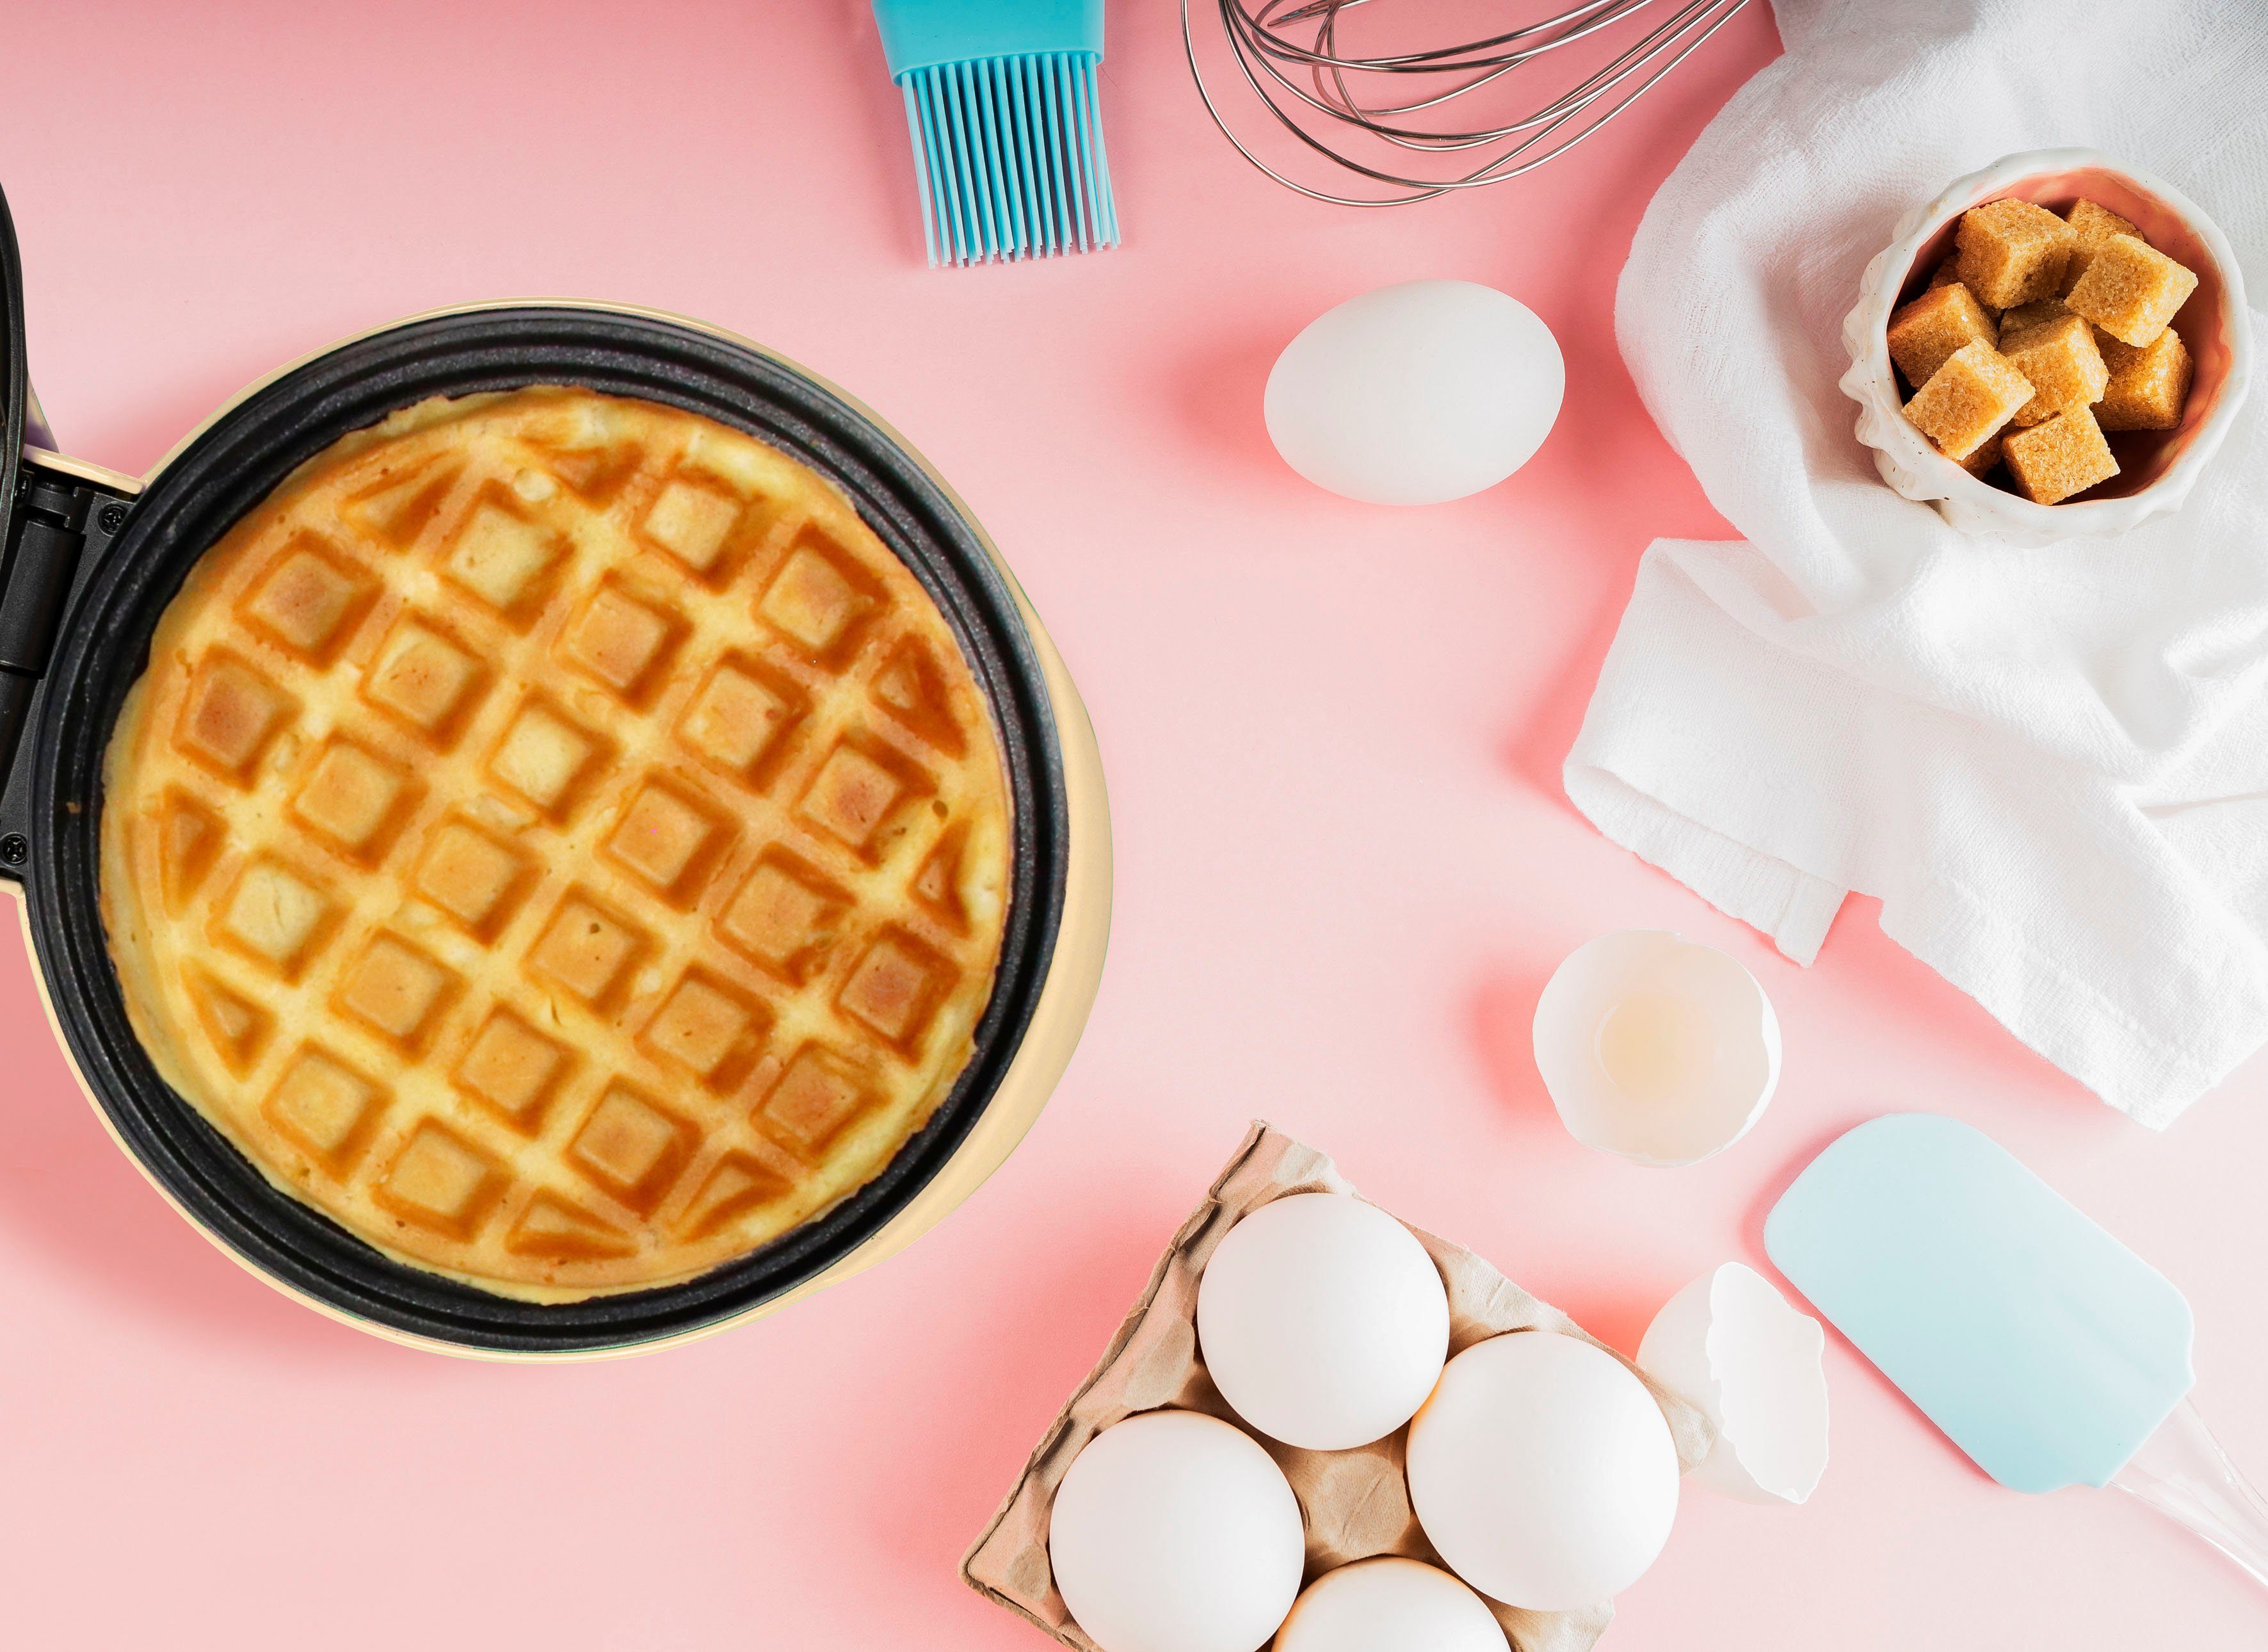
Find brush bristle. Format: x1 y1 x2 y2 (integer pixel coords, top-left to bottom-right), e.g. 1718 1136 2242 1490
899 51 1118 268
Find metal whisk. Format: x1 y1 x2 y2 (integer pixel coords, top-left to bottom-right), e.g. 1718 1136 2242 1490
1184 0 1753 206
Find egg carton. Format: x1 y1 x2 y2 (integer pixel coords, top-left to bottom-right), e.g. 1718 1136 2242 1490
961 1122 1716 1652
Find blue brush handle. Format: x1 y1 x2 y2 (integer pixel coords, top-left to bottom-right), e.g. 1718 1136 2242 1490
873 0 1104 79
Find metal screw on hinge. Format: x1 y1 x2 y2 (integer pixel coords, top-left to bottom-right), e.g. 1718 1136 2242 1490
99 502 129 536
0 835 26 867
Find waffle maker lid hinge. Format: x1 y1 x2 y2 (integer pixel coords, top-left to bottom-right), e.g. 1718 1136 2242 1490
0 181 137 880
0 462 124 879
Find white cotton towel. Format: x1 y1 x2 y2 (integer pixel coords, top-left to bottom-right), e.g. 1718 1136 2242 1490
1566 0 2268 1128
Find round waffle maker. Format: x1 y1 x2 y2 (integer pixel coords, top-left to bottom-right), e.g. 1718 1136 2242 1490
0 184 1111 1358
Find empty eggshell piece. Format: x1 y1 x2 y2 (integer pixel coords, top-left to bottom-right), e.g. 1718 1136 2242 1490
1264 279 1565 505
1196 1192 1451 1450
1404 1331 1680 1612
1637 1263 1829 1505
1532 930 1781 1167
1275 1559 1509 1652
1048 1410 1306 1652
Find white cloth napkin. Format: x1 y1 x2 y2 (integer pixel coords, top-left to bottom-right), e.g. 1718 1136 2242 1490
1566 0 2268 1128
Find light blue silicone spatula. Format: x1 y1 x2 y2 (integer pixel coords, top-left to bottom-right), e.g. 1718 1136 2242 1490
1765 1113 2268 1587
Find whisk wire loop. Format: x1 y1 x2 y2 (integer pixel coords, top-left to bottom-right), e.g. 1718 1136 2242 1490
1186 0 1751 206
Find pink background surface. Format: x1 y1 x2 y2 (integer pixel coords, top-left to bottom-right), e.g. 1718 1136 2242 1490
3 4 2265 1648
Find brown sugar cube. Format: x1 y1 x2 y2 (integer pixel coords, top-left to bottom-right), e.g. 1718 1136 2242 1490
1902 340 2034 461
2095 327 2193 432
1955 198 2073 309
1928 256 1999 322
2004 405 2119 505
1953 432 2005 478
1888 282 1996 387
2059 199 2143 295
1997 312 2108 426
2065 234 2198 346
1999 297 2066 335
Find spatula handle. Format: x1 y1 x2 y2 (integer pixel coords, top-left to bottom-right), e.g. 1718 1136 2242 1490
2112 1397 2268 1589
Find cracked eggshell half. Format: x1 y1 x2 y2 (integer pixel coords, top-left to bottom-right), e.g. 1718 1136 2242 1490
1532 930 1781 1167
1637 1263 1829 1505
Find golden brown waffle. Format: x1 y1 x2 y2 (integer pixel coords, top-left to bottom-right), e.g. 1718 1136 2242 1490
99 387 1011 1301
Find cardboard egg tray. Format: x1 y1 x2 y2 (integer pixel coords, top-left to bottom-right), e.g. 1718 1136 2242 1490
963 1122 1716 1652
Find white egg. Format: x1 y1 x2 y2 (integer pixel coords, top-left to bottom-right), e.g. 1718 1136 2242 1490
1275 1559 1509 1652
1048 1409 1306 1652
1405 1332 1680 1612
1196 1192 1451 1450
1637 1263 1829 1505
1531 930 1781 1167
1264 279 1564 505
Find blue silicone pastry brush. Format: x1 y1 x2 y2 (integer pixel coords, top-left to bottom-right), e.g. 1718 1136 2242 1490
872 0 1120 267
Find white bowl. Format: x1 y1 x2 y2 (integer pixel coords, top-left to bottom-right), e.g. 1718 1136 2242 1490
1839 147 2251 544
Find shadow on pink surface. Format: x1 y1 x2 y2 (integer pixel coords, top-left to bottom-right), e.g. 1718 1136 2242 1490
1498 553 1655 817
1810 895 2111 1122
45 355 305 480
1170 326 1296 499
873 1221 1163 1543
0 914 400 1363
1466 956 1559 1134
